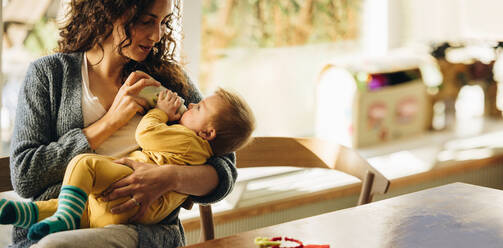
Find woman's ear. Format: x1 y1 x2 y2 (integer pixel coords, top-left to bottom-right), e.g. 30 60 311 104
198 128 216 141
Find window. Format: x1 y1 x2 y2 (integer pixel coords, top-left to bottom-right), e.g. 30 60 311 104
1 0 60 155
188 0 363 137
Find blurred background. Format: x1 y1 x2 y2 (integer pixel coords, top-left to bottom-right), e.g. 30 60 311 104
3 0 503 246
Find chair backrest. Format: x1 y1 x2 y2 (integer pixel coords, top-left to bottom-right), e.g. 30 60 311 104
236 137 390 203
197 137 390 241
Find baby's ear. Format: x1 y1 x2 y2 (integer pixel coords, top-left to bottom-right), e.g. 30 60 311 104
199 128 216 141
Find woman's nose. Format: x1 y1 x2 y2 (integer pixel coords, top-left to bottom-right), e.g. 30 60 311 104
150 23 162 43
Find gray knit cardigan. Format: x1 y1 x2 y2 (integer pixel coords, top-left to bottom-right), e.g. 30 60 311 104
9 52 237 248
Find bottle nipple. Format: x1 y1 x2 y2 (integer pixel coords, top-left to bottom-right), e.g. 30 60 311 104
178 98 187 115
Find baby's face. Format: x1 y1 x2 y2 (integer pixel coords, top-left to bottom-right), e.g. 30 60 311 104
180 94 223 133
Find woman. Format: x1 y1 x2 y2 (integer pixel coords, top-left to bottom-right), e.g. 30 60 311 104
9 0 236 247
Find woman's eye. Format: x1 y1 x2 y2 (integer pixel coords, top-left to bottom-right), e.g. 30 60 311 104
141 19 154 25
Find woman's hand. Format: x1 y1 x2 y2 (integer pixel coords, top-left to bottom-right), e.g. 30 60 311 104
101 158 178 221
156 89 183 121
84 71 161 150
103 71 161 129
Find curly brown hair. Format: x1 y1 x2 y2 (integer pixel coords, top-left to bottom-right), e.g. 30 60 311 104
57 0 188 94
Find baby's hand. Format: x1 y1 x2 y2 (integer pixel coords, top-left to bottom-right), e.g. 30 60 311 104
156 90 182 121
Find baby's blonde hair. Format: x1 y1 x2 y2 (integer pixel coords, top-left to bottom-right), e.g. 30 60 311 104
209 88 256 155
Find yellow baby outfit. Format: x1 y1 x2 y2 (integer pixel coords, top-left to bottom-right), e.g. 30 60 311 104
35 108 213 227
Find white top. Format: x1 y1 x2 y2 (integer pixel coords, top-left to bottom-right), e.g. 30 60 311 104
81 53 141 157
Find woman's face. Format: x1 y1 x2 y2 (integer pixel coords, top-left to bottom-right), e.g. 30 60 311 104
113 0 173 62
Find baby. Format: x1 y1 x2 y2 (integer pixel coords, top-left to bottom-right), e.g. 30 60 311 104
0 87 255 240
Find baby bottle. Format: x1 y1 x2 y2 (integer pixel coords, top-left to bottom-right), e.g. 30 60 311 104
139 86 187 115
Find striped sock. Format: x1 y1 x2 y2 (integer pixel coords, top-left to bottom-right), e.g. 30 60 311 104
27 185 87 240
0 199 38 228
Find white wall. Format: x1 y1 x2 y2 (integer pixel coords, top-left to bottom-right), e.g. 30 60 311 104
181 0 202 83
391 0 503 46
364 0 503 52
361 0 389 55
459 0 503 40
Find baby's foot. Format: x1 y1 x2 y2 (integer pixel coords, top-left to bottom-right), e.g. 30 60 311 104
28 185 87 240
0 199 38 228
28 214 79 240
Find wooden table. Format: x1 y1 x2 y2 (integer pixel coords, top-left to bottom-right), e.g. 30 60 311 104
184 183 503 248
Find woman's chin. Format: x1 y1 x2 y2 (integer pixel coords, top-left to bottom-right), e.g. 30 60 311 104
133 55 149 62
125 52 149 63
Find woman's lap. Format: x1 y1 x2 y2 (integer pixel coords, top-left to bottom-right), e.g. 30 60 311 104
29 224 138 248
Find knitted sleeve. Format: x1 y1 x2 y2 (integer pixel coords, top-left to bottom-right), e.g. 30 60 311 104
10 61 90 198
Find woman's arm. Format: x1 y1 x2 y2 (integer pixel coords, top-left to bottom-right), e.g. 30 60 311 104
10 62 90 198
191 153 237 203
173 164 220 196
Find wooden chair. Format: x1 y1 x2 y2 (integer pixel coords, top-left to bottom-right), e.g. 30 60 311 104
197 136 390 241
